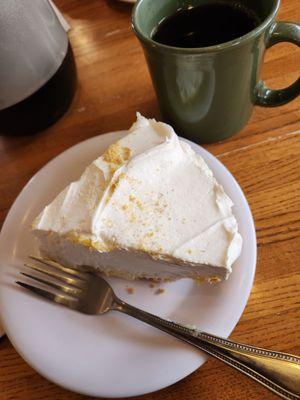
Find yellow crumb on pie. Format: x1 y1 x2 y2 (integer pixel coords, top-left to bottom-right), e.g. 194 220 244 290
194 276 206 285
129 214 138 223
209 276 221 284
146 231 154 238
104 173 127 205
128 194 144 210
103 142 131 173
110 172 126 192
155 288 165 295
136 200 143 210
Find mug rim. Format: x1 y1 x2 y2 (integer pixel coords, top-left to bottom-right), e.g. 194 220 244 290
132 0 280 53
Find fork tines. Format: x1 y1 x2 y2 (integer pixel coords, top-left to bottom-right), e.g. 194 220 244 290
16 256 88 308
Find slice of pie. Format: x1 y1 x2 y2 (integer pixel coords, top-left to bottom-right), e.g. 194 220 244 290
32 114 242 282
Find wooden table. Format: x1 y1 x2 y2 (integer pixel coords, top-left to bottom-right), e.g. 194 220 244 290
0 1 299 399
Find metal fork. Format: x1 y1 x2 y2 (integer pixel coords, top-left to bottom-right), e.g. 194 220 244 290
17 256 300 400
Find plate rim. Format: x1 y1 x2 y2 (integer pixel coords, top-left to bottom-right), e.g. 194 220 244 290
0 131 257 398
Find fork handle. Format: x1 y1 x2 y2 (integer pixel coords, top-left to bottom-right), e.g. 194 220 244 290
114 299 300 400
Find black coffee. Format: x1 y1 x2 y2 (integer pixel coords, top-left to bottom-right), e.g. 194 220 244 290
152 2 261 48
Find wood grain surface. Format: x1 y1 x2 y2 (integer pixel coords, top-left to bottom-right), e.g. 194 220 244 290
0 1 299 399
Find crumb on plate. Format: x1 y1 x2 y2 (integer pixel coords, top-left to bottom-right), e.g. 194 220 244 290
155 288 165 295
125 287 134 295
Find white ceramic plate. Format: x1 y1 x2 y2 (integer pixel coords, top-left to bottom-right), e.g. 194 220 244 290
0 132 256 398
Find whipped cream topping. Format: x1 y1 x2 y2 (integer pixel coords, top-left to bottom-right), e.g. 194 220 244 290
33 114 242 275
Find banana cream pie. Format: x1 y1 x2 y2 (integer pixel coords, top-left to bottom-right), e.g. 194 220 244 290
32 114 242 282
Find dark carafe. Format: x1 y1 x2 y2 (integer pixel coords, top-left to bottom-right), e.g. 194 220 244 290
0 0 77 136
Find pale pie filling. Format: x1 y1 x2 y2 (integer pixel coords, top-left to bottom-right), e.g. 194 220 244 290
32 114 242 282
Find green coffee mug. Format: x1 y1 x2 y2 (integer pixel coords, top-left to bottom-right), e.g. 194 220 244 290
132 0 300 143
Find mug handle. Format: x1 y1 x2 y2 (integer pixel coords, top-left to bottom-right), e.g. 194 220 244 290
254 21 300 107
